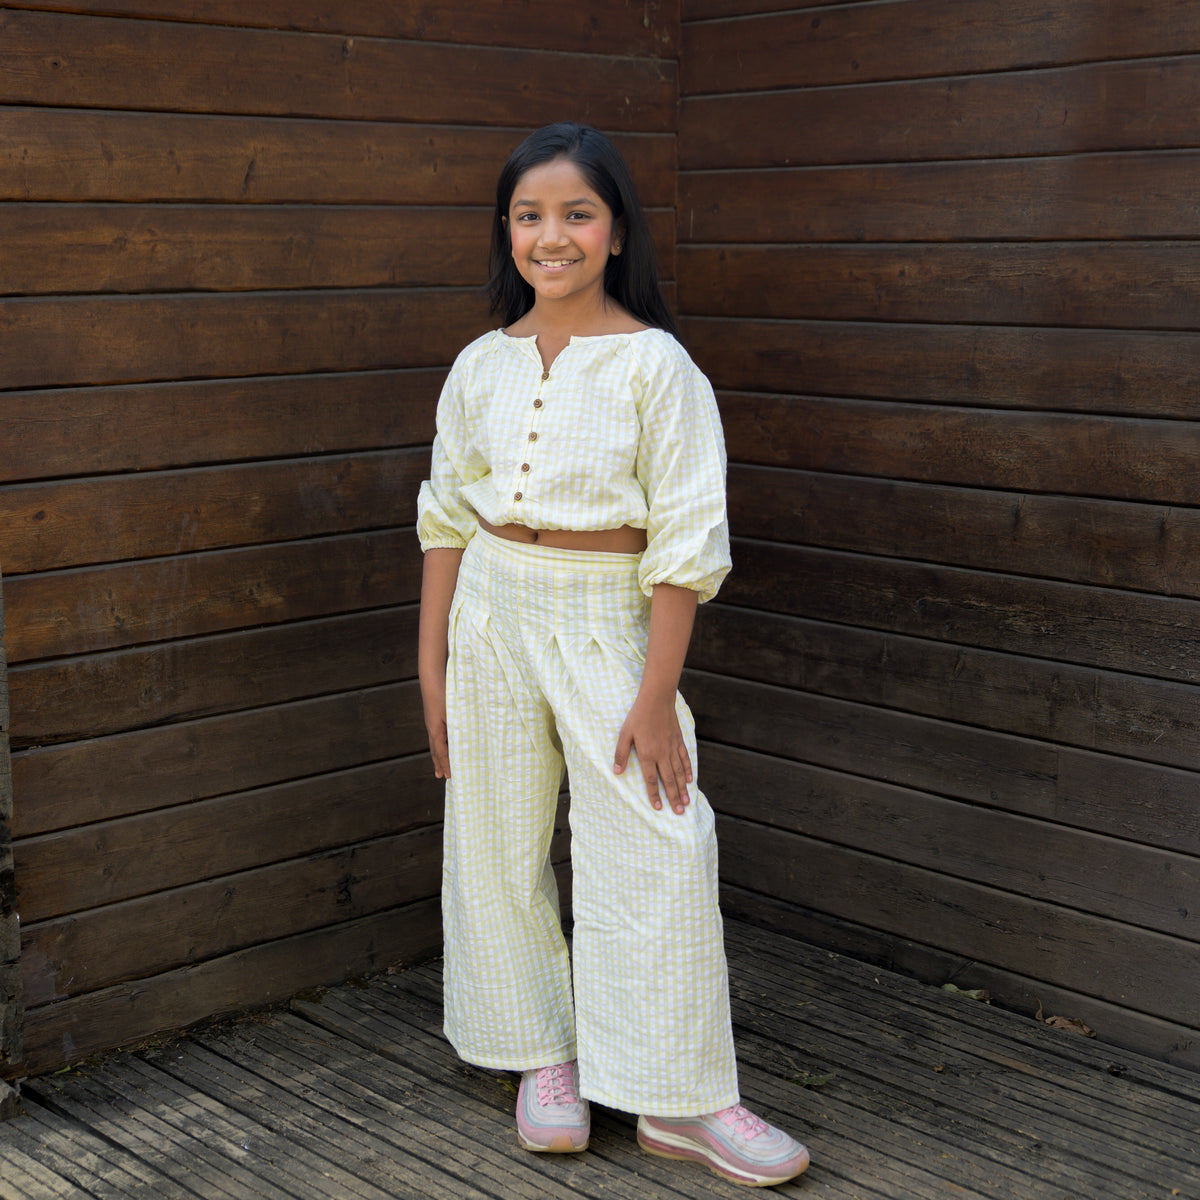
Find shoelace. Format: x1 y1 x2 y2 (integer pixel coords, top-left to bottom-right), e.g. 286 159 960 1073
534 1062 580 1107
715 1103 769 1140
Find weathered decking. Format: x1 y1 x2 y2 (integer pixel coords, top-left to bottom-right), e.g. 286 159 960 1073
1 920 1197 1199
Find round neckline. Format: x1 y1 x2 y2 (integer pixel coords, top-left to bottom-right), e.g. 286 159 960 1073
497 327 656 342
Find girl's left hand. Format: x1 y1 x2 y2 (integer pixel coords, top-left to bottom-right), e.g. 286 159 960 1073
614 695 693 815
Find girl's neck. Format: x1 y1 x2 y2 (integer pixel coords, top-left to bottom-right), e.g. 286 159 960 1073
506 294 647 372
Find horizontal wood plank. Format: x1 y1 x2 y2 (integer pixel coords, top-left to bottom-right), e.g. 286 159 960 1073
720 539 1200 684
16 760 440 924
0 10 676 131
726 466 1200 599
717 816 1200 1029
720 392 1200 507
679 242 1200 330
703 744 1199 940
0 205 675 297
681 57 1200 169
0 0 678 56
11 682 426 837
8 605 418 746
14 899 442 1077
5 528 421 662
0 370 439 483
682 317 1200 418
1 450 427 574
682 0 1200 94
679 152 1200 243
0 289 490 390
21 827 441 1006
690 607 1200 770
0 109 676 205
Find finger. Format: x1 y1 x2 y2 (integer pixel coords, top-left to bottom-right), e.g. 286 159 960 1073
613 726 633 775
642 761 663 810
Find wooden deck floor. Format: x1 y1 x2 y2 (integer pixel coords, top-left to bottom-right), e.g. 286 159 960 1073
1 919 1198 1199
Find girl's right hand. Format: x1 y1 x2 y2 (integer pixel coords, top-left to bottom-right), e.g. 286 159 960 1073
423 686 452 779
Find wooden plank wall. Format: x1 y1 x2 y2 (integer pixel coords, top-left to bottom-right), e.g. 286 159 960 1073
0 573 17 1077
677 0 1200 1069
0 0 678 1077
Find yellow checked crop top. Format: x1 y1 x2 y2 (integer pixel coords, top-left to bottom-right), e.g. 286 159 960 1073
416 327 731 603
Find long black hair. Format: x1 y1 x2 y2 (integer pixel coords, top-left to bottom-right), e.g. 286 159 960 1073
487 122 679 339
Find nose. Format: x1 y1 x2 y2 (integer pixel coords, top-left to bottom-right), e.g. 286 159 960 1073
537 217 569 247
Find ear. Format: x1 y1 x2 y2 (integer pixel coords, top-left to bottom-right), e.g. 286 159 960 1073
611 218 626 255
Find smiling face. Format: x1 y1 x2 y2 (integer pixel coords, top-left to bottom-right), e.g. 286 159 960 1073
505 157 623 314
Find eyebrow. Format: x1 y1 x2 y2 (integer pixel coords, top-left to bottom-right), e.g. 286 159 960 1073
511 197 598 208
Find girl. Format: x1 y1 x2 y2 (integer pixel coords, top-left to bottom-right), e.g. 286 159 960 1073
416 122 809 1189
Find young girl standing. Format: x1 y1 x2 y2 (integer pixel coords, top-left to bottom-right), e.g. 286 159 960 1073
416 122 809 1189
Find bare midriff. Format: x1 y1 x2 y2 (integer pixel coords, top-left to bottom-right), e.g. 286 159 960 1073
478 516 647 553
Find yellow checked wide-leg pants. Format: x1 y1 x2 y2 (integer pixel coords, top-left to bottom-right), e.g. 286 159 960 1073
442 527 740 1117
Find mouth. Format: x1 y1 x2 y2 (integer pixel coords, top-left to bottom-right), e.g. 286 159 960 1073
535 258 579 269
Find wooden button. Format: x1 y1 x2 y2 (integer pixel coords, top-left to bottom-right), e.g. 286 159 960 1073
514 491 523 501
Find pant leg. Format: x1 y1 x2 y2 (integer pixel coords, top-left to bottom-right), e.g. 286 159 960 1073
543 603 741 1117
441 543 577 1070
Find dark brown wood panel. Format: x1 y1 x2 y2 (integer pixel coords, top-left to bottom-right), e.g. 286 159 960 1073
0 205 675 297
1 451 426 574
691 606 1200 771
8 606 418 746
679 242 1200 330
726 467 1200 599
0 10 676 131
683 0 1200 94
5 529 421 662
0 371 439 483
0 109 676 205
703 745 1197 940
15 899 442 1078
718 818 1200 1030
0 289 488 391
681 57 1200 169
720 393 1200 506
681 317 1200 418
685 0 844 17
15 756 439 922
0 0 679 55
11 682 426 837
719 540 1200 685
680 152 1200 243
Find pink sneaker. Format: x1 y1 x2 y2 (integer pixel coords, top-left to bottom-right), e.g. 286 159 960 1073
516 1061 590 1153
637 1103 809 1187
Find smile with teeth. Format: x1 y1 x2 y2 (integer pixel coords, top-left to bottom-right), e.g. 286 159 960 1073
536 258 579 268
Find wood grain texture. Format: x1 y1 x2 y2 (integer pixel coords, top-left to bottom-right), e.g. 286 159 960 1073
0 371 439 483
4 528 421 662
704 745 1198 940
679 242 1200 330
15 756 440 923
11 682 426 837
719 392 1200 507
691 606 1200 770
0 450 426 574
683 0 1200 94
681 317 1200 418
15 899 443 1077
0 10 675 131
0 109 676 205
725 466 1200 598
21 827 442 1004
719 539 1200 685
0 289 489 390
681 57 1200 169
718 817 1200 1029
0 205 675 297
0 0 679 56
680 152 1200 243
8 605 418 746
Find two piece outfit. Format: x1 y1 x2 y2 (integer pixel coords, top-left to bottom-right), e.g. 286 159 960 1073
416 327 739 1117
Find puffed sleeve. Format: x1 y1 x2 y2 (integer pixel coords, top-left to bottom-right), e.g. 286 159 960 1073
416 352 486 551
633 335 731 603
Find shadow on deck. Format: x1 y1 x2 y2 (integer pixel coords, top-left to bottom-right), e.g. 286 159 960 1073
1 919 1198 1198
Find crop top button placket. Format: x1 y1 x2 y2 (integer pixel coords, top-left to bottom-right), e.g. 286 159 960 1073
514 367 549 505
